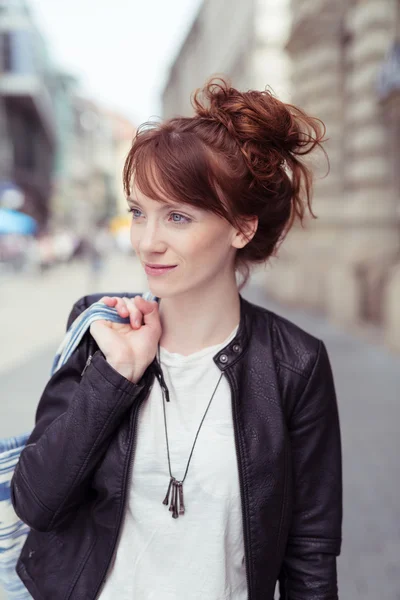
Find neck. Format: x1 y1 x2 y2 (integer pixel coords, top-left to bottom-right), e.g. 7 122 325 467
158 277 241 356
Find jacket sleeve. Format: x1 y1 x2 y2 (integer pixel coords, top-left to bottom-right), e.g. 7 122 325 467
11 297 152 533
281 340 342 600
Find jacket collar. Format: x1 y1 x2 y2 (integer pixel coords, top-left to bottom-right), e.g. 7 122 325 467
151 293 251 386
213 293 251 371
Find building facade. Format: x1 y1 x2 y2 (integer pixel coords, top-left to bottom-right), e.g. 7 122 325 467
276 0 400 350
162 0 291 119
107 111 135 216
0 0 138 246
0 0 56 229
55 96 119 238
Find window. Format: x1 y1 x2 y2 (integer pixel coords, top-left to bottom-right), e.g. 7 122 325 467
0 33 12 73
0 30 35 74
13 114 36 170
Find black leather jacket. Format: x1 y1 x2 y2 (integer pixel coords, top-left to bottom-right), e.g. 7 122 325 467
11 292 342 600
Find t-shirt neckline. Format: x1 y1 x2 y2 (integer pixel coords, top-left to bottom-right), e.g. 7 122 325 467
159 324 239 366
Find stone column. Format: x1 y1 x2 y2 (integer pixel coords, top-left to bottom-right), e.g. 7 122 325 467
267 1 345 311
379 43 400 350
326 0 399 328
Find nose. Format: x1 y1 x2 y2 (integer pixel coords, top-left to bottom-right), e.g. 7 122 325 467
136 219 166 254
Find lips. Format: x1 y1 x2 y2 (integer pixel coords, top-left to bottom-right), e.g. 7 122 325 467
145 264 176 268
144 264 177 276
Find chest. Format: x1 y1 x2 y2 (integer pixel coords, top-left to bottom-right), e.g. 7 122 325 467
131 365 241 505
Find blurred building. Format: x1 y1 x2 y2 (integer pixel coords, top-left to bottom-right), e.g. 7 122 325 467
266 0 400 350
47 71 79 230
54 96 119 238
0 0 56 229
162 0 291 118
105 112 136 252
48 84 136 239
107 111 135 215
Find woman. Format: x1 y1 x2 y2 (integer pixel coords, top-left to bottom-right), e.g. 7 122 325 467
11 79 342 600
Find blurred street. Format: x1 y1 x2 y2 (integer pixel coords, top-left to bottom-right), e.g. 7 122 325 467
0 255 399 600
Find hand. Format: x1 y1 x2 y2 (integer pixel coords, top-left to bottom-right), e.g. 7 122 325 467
89 295 162 383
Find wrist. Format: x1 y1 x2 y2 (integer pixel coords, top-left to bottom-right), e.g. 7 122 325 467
106 358 142 384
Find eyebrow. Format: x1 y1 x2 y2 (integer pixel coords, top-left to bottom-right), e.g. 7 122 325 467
127 197 189 211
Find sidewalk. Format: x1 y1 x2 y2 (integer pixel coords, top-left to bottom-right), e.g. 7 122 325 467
0 252 148 374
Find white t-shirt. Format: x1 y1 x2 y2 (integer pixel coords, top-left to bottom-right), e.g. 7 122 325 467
99 324 247 599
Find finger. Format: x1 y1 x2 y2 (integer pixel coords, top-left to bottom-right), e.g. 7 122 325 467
123 297 143 328
133 296 160 327
100 296 117 306
115 297 129 317
89 320 103 343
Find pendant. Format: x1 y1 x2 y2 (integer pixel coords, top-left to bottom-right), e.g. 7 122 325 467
162 477 185 518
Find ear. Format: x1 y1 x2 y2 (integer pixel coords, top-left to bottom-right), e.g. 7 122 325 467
231 216 258 249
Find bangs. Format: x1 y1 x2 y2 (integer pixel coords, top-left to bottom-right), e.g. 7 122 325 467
123 126 232 220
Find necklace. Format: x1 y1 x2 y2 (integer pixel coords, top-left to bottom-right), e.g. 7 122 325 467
156 343 223 519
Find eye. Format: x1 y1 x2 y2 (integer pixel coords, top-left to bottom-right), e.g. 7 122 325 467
127 207 142 218
170 212 191 225
126 207 191 225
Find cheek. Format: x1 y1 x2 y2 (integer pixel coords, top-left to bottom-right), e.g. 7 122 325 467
130 225 138 249
186 228 232 263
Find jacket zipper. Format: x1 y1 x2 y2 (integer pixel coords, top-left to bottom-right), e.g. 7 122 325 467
93 383 152 600
225 368 253 600
81 354 93 377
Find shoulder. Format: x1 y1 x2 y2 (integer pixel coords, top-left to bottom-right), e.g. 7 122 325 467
245 300 335 423
66 291 142 329
245 299 322 380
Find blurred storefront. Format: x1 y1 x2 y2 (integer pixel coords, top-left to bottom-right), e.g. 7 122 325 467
0 0 56 230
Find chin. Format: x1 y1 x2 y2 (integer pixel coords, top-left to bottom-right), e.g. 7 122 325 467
146 280 192 300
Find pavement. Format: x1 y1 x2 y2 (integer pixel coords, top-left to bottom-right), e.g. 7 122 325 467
0 255 399 599
0 252 148 376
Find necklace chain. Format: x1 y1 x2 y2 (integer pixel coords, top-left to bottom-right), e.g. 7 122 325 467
157 343 223 518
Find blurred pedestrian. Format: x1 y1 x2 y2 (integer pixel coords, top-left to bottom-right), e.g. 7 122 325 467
87 219 113 283
11 77 342 600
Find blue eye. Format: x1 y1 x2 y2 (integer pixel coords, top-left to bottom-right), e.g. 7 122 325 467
127 207 141 218
127 207 191 225
170 213 191 225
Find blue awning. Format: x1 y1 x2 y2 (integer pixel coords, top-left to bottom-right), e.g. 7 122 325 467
0 208 37 235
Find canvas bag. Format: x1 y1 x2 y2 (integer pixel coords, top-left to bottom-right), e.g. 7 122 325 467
0 292 156 599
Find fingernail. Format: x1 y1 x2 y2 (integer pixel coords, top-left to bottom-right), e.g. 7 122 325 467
135 319 141 327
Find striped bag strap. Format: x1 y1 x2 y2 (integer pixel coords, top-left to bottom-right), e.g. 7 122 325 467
51 291 158 376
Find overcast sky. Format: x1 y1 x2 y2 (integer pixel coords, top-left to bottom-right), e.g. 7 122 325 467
30 0 203 125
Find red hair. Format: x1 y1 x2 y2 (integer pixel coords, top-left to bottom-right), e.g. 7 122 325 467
123 77 328 290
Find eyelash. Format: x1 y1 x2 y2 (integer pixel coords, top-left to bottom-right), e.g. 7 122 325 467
127 207 192 225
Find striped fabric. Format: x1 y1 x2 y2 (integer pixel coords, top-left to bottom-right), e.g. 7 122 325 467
51 291 157 375
0 435 30 599
0 291 157 599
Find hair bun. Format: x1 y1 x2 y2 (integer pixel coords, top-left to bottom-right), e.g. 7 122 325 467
191 77 327 188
